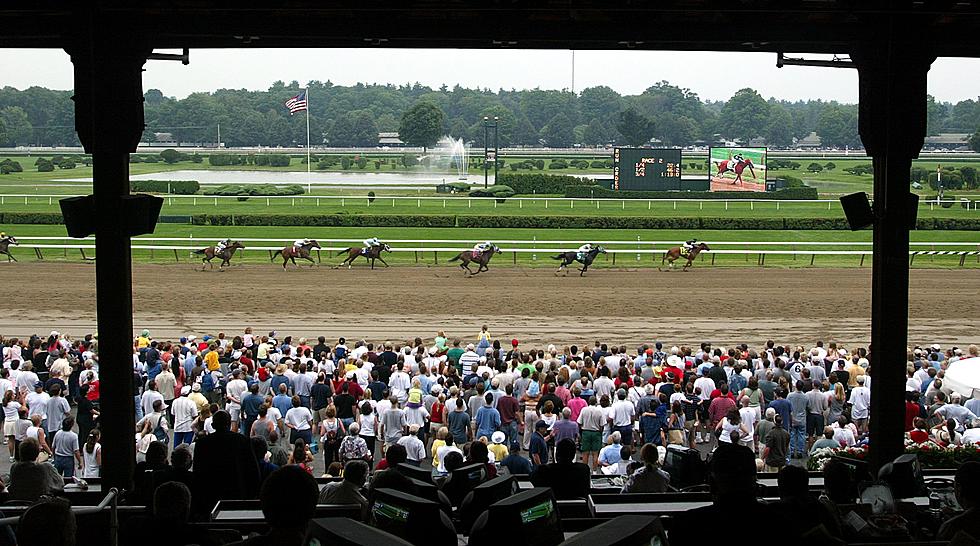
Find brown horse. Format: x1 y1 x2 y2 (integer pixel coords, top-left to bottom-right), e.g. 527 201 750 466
660 242 710 271
0 236 17 262
193 241 244 270
715 158 756 185
337 243 391 269
271 240 321 269
449 245 500 275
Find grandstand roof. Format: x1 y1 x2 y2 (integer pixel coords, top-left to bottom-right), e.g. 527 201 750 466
1 2 980 56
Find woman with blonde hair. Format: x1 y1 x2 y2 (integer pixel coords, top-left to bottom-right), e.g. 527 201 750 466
3 390 24 461
406 378 424 409
827 382 847 424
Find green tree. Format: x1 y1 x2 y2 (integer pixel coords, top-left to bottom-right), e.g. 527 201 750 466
960 166 978 189
539 112 575 147
0 106 32 146
582 118 613 146
616 107 654 147
0 116 6 144
718 88 769 143
926 95 947 136
399 101 445 152
329 109 378 147
578 86 623 122
969 128 980 152
659 114 698 147
807 162 823 172
765 104 794 148
817 104 859 148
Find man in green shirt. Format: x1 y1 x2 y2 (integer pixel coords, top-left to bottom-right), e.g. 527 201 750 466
446 339 464 374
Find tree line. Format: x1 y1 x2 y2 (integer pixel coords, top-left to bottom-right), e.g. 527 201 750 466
1 81 979 150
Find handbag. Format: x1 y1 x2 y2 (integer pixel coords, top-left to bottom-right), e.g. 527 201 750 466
668 429 685 445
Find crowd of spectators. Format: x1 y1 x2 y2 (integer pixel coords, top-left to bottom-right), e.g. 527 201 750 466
0 329 977 544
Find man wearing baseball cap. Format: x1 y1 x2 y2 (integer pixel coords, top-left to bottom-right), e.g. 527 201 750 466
171 385 199 447
529 420 550 469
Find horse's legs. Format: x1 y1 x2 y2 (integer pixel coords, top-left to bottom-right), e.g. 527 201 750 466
370 258 375 270
303 256 315 267
377 256 389 267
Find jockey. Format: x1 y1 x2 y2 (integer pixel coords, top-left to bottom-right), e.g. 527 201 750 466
293 238 311 249
473 241 493 256
363 237 382 255
576 243 593 261
0 232 7 241
215 238 230 253
682 239 699 256
730 153 745 169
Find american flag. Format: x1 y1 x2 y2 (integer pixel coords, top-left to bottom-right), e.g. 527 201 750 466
284 90 308 114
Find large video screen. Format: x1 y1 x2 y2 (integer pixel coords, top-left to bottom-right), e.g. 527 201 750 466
708 147 767 191
613 148 682 191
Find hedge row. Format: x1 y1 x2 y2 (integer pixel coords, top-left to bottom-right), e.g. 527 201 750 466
0 213 65 224
496 173 593 194
201 184 304 197
130 180 200 195
192 214 457 227
1 212 977 231
182 214 980 230
565 185 819 200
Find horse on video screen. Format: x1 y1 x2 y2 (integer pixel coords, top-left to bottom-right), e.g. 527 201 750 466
715 158 756 185
338 243 391 270
552 246 606 276
449 245 500 276
272 240 321 269
193 241 244 270
660 243 710 271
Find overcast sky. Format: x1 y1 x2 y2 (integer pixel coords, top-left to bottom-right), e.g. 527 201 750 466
2 48 978 103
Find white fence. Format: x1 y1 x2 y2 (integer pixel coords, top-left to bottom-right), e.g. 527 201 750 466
7 237 980 267
2 193 979 211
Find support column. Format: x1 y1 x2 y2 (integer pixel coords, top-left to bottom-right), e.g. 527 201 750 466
67 26 150 492
851 40 934 472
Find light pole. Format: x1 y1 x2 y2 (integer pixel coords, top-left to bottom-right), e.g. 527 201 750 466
483 116 499 188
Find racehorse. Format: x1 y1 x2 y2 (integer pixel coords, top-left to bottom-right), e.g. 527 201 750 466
271 240 321 269
337 243 391 269
715 158 756 185
193 241 244 270
660 243 710 271
552 246 606 276
0 236 17 262
449 245 500 276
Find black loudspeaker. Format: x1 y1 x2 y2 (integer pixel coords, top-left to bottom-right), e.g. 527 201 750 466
839 192 874 231
60 193 163 238
907 192 919 230
59 195 97 238
125 194 164 236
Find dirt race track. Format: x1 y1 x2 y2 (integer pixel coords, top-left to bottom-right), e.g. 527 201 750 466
0 262 978 348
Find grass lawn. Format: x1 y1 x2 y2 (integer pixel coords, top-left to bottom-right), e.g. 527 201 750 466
4 155 980 199
1 192 977 218
3 225 977 269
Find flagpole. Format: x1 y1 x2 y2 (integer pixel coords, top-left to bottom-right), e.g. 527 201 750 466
305 88 311 194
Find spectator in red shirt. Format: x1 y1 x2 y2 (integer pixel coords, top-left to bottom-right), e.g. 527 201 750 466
905 391 923 432
709 385 737 428
909 418 930 444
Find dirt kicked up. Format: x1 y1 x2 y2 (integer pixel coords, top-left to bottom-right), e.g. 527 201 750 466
0 262 977 348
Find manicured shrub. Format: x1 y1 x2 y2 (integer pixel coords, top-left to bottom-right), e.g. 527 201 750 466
130 180 200 194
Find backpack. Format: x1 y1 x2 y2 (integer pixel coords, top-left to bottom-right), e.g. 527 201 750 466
151 414 169 444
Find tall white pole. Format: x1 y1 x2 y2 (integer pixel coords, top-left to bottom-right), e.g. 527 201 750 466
305 88 311 194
